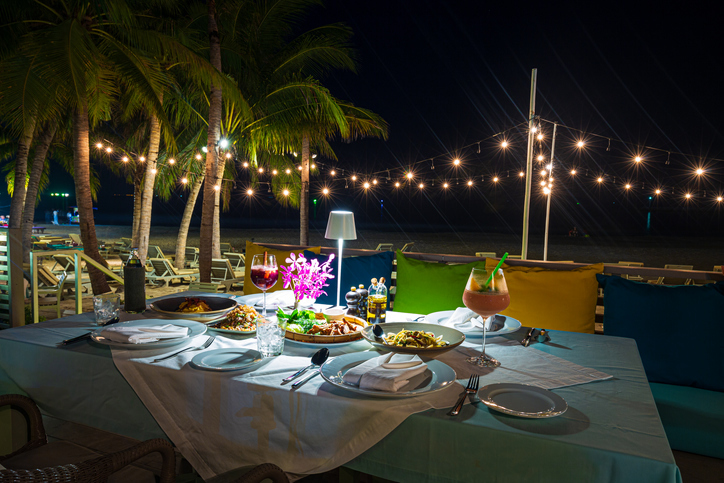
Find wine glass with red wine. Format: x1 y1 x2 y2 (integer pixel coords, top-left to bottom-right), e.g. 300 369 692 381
250 253 279 316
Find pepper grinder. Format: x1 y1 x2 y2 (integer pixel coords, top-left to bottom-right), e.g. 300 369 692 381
345 286 360 316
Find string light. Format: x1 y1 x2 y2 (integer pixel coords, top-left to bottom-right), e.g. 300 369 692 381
395 182 400 187
625 184 631 189
122 156 128 163
322 188 329 195
655 189 661 194
330 170 336 176
597 177 603 183
493 177 499 182
537 133 544 141
363 182 370 189
543 187 551 195
272 169 278 175
195 154 201 160
219 139 229 149
168 158 175 165
685 193 692 199
570 169 577 175
282 189 290 196
541 170 547 176
285 168 291 174
453 158 461 166
258 167 264 174
225 153 232 159
373 179 378 185
202 146 208 153
419 183 424 189
96 142 103 149
105 147 112 153
635 156 642 163
696 168 704 175
501 141 508 148
467 180 473 186
540 180 546 186
213 185 220 191
181 177 188 184
150 168 157 174
443 182 449 188
406 172 413 179
298 165 302 170
247 189 253 196
351 175 357 181
537 155 544 161
242 161 249 168
577 141 585 148
717 196 723 202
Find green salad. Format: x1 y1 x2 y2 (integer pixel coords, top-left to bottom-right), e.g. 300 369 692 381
276 308 318 334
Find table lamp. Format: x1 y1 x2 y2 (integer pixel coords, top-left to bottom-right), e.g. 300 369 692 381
324 211 357 307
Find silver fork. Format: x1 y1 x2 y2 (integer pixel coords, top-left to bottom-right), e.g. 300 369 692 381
450 375 480 416
152 335 215 363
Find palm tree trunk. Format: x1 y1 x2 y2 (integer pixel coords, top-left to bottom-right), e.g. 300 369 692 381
22 120 57 263
74 100 110 294
199 0 223 283
8 118 36 229
212 159 225 259
300 132 310 245
131 166 143 246
136 108 162 265
175 175 204 270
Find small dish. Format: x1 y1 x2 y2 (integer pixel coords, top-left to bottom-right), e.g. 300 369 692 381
360 322 465 357
149 296 238 322
322 307 346 321
478 383 568 418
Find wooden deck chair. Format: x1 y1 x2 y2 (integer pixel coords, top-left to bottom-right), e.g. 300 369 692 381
37 265 91 294
188 281 223 293
50 253 81 274
148 245 174 260
400 242 415 252
220 242 235 253
147 258 199 287
650 264 694 285
68 233 83 246
185 247 200 268
375 243 394 251
475 251 497 259
618 261 644 281
211 258 245 292
223 252 245 270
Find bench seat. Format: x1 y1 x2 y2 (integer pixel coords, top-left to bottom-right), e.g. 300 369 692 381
650 383 724 460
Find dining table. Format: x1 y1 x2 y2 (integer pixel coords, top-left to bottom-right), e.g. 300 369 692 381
0 291 681 482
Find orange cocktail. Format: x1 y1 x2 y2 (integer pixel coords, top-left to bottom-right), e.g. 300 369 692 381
463 268 510 367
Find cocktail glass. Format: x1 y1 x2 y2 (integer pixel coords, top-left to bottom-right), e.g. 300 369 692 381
462 267 510 367
250 253 278 316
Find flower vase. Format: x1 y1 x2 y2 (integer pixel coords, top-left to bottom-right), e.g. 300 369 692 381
293 296 316 310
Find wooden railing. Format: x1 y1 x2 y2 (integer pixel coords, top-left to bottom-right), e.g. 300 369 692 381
28 250 124 324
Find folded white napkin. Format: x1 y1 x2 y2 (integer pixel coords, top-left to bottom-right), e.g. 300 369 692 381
343 353 428 392
101 324 189 344
253 290 295 309
442 307 491 332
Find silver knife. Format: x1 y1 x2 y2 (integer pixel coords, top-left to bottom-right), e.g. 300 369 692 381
60 317 121 345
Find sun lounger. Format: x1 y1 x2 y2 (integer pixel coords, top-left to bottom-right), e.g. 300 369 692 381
185 247 200 268
211 258 245 292
400 242 415 252
148 245 174 261
188 281 223 293
475 251 497 259
147 258 199 287
649 264 694 285
220 243 235 253
37 265 91 295
69 234 83 246
50 254 83 274
223 252 245 270
618 261 645 281
375 243 394 251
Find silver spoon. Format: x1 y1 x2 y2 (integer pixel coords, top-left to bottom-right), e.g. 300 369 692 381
372 324 385 341
291 349 330 389
282 347 329 384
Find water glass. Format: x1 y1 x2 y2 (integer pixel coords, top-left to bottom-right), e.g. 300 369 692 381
257 316 287 357
94 293 121 325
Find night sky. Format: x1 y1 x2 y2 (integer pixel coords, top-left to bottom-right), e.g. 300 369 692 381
35 2 724 236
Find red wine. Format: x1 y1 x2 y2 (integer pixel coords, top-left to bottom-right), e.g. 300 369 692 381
251 266 278 290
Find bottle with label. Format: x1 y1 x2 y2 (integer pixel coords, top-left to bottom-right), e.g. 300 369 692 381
357 283 369 316
367 277 388 325
123 249 146 313
345 286 360 317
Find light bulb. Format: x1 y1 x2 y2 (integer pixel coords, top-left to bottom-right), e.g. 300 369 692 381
597 177 603 183
625 184 631 189
150 168 157 174
419 183 424 189
577 141 585 148
322 188 329 195
330 170 336 176
696 168 704 175
493 177 499 182
202 146 208 153
406 172 413 179
363 182 370 189
283 189 290 196
225 153 231 159
395 182 400 187
685 193 692 199
519 171 525 177
372 179 378 185
635 156 642 163
247 189 253 196
122 156 128 163
501 141 508 148
219 139 229 149
311 164 316 169
717 196 723 202
272 169 278 175
570 169 577 175
655 189 661 194
443 182 449 188
243 161 249 168
537 155 544 162
537 134 543 141
352 175 357 181
541 170 547 176
213 184 220 191
96 142 103 149
543 187 551 194
258 167 264 173
467 180 473 186
285 168 291 174
453 159 460 166
195 154 202 160
540 180 546 186
139 156 146 162
105 147 112 153
168 158 175 165
181 177 188 184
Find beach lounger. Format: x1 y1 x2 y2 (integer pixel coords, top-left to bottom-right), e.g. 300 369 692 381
148 245 174 261
211 258 245 292
50 254 83 274
188 281 223 293
223 252 245 270
69 234 83 246
147 258 199 287
618 261 644 282
400 242 415 252
375 243 394 251
37 265 91 295
220 243 235 253
649 264 694 285
185 247 200 268
475 251 497 259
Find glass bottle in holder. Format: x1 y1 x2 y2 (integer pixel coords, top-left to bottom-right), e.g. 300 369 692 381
123 248 146 313
367 277 388 325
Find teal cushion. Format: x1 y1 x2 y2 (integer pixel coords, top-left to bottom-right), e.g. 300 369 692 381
303 250 394 306
597 275 724 392
394 251 487 314
650 382 724 459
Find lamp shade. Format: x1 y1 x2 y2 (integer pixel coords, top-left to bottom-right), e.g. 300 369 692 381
324 211 357 240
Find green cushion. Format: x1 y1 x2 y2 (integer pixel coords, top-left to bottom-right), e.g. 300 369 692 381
650 382 724 459
394 251 486 314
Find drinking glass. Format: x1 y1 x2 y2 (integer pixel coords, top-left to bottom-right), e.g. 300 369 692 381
462 267 510 367
93 293 121 326
250 253 279 316
257 315 287 358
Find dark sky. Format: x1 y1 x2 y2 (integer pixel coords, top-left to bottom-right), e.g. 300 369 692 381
35 2 724 235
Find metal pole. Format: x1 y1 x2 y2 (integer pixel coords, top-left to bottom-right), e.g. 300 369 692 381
543 123 558 261
521 68 537 260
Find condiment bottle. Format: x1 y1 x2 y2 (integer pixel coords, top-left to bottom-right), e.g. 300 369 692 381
357 283 369 316
345 286 360 316
123 248 146 313
367 277 388 325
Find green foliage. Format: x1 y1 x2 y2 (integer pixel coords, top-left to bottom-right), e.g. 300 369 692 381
25 304 46 324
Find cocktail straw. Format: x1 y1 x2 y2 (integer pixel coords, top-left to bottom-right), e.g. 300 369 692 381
485 252 509 289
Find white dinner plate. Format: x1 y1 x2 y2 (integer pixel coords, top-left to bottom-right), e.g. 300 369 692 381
478 383 568 418
190 348 264 371
90 319 207 350
425 311 522 337
320 351 457 398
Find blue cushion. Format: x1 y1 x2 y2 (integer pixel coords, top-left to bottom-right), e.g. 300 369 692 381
597 275 724 392
302 250 394 306
650 382 724 459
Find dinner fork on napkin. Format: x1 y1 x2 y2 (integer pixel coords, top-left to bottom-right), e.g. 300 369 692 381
100 324 189 344
343 353 428 392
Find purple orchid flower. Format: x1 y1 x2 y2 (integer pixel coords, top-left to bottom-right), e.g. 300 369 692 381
280 252 336 306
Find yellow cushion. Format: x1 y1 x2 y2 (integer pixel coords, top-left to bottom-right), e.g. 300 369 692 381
485 259 603 333
244 242 321 294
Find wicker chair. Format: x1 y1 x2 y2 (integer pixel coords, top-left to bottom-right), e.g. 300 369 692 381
0 394 175 482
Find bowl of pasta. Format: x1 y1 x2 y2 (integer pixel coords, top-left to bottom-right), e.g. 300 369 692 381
149 296 238 321
361 322 465 356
